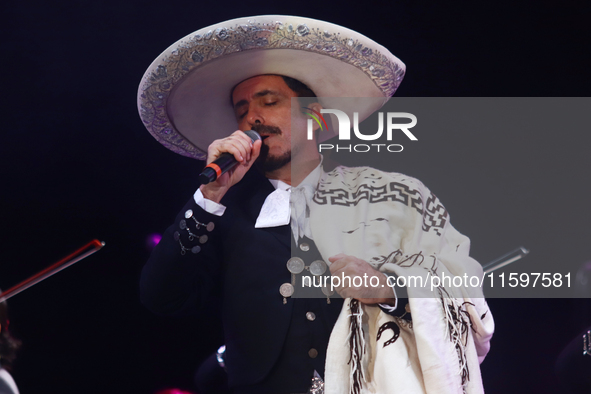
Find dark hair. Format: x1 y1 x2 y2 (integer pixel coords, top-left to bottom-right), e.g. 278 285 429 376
280 76 317 98
0 302 21 371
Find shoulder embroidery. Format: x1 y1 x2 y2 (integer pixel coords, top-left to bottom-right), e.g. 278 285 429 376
315 167 448 235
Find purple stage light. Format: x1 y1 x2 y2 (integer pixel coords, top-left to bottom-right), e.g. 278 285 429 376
154 389 195 394
145 233 162 251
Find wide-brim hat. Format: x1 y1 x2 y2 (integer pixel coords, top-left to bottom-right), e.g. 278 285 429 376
137 15 405 160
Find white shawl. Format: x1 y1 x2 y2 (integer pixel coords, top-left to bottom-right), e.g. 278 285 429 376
308 166 494 394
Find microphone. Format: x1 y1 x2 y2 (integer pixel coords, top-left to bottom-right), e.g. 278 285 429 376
199 130 261 185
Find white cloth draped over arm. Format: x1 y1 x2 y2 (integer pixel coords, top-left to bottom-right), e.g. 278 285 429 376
309 166 494 394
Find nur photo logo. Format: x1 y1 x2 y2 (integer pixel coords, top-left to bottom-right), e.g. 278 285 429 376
304 107 418 153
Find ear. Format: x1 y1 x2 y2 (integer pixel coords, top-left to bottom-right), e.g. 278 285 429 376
308 102 322 112
307 102 324 132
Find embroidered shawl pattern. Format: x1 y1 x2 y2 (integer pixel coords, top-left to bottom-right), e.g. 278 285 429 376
308 166 494 394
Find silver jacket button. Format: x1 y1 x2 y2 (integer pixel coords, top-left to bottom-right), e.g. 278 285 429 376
306 312 316 321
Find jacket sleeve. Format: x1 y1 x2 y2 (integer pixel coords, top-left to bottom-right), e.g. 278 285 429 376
140 197 224 316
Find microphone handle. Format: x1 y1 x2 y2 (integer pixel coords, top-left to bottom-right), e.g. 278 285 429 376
199 153 238 184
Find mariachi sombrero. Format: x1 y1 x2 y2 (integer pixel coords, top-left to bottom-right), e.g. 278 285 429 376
137 15 405 160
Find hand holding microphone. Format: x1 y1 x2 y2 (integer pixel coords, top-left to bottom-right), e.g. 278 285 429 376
199 130 261 184
199 130 262 202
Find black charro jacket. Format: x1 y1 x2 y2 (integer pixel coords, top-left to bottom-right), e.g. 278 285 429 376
140 169 343 393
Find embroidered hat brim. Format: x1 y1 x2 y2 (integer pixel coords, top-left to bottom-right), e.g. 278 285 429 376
137 15 405 160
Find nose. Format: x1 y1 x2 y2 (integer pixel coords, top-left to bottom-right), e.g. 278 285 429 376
246 106 264 127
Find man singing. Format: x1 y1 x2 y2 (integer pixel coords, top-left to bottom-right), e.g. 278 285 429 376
139 15 493 394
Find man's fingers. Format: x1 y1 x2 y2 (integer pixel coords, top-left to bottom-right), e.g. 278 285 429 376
329 259 345 274
228 130 258 162
328 254 360 274
208 131 254 165
206 140 239 165
248 139 262 165
328 253 347 263
223 143 246 164
224 136 249 163
327 255 393 302
233 130 254 161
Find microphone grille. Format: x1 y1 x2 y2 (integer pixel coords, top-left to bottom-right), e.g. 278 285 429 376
243 130 261 142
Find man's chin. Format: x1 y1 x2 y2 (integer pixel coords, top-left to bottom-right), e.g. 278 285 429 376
256 151 291 173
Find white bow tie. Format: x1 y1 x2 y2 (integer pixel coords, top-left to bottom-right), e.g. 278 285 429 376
254 188 291 228
254 185 314 240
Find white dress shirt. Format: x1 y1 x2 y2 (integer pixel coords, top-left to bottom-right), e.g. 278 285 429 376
194 160 322 242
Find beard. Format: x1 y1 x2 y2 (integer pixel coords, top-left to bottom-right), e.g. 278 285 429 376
252 124 292 172
256 147 291 172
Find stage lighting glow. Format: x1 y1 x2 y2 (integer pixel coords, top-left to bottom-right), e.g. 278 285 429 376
145 233 162 250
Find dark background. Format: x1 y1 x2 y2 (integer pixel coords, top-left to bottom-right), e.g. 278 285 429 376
1 1 590 393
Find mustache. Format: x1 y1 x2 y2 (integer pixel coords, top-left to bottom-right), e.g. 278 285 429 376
251 124 282 136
